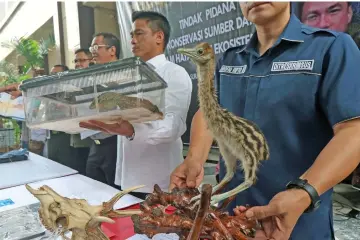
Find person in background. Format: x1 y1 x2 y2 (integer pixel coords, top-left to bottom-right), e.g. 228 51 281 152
300 2 353 32
66 48 94 175
80 11 192 200
170 2 360 239
74 48 93 69
79 32 121 189
0 69 47 153
350 31 360 191
44 64 73 163
25 69 48 155
301 1 360 190
51 64 69 73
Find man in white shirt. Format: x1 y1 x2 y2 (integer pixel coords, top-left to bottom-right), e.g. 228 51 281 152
81 11 192 199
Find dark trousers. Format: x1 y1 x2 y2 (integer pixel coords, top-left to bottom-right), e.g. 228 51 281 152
352 164 360 189
47 132 89 174
86 136 119 189
71 147 90 175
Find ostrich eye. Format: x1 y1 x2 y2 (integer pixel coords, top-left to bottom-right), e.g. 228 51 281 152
197 49 204 55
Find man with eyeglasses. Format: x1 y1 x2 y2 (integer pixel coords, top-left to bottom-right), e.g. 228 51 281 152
74 48 93 69
89 33 120 64
80 32 121 189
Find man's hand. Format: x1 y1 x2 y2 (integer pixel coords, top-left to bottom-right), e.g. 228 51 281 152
79 118 134 137
7 90 22 99
0 83 22 99
169 159 204 191
234 189 311 240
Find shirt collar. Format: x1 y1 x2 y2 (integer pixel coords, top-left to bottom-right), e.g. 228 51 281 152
146 54 167 70
240 14 304 55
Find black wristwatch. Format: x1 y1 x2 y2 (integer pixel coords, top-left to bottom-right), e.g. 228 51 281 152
286 178 321 213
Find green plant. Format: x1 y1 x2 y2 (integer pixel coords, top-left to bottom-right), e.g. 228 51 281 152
38 34 56 56
0 61 18 85
2 37 43 73
1 34 56 74
0 61 31 86
0 35 55 148
0 117 21 146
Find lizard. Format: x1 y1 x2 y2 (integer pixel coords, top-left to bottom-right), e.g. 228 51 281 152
89 91 163 118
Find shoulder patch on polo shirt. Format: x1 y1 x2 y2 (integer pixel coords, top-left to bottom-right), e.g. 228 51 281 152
271 60 314 72
219 65 247 74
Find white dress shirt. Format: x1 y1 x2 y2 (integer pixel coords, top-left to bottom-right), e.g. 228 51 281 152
115 54 192 193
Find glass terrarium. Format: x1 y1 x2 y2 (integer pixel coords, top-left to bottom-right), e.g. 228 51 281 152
19 57 167 134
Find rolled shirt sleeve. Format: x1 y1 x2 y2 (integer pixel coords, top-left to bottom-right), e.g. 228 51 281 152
320 33 360 127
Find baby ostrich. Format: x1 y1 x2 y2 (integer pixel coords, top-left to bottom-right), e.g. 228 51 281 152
177 43 270 206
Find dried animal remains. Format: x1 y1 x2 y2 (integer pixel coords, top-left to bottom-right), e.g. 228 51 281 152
25 184 144 240
131 184 258 240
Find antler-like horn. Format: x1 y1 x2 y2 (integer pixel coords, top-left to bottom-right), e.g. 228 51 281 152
25 184 48 195
111 209 142 216
88 216 115 228
104 185 146 210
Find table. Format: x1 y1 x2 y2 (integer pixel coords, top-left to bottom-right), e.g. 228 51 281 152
0 152 77 189
0 174 145 239
0 174 143 213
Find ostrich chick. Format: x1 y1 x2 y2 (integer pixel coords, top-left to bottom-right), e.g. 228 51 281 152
177 43 270 206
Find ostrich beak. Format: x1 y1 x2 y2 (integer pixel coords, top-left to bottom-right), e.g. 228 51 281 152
177 48 204 63
177 48 197 58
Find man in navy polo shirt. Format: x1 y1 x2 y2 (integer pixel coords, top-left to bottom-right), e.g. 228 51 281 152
170 2 360 239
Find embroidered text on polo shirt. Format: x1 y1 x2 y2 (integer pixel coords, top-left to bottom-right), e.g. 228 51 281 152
219 65 247 74
271 60 314 72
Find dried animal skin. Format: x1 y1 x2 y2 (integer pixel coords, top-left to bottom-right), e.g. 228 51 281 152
25 184 144 240
132 184 258 240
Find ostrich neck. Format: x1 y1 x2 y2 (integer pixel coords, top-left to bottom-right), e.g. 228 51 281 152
197 60 222 122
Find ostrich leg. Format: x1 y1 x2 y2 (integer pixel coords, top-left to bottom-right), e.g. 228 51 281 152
212 142 238 194
210 179 254 206
210 154 257 206
190 142 237 203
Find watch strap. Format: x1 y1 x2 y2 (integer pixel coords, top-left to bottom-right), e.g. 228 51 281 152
286 178 321 213
126 131 135 141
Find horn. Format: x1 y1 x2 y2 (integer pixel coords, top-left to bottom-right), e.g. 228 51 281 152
111 209 142 217
88 216 115 227
25 184 48 195
104 185 146 210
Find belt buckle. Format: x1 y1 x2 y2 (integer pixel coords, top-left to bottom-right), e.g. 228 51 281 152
94 140 100 145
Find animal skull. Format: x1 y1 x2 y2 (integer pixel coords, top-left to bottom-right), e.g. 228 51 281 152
25 184 144 240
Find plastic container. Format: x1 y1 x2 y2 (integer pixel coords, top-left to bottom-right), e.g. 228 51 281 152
19 57 167 134
0 128 15 150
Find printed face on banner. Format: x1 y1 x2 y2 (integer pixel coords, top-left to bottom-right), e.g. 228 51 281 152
300 2 353 32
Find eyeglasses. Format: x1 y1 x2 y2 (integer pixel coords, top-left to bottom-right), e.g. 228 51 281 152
89 44 109 53
73 59 92 64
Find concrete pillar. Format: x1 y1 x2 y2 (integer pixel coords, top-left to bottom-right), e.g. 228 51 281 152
48 3 62 69
61 1 81 69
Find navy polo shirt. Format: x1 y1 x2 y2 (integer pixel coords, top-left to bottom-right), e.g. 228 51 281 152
216 14 360 239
